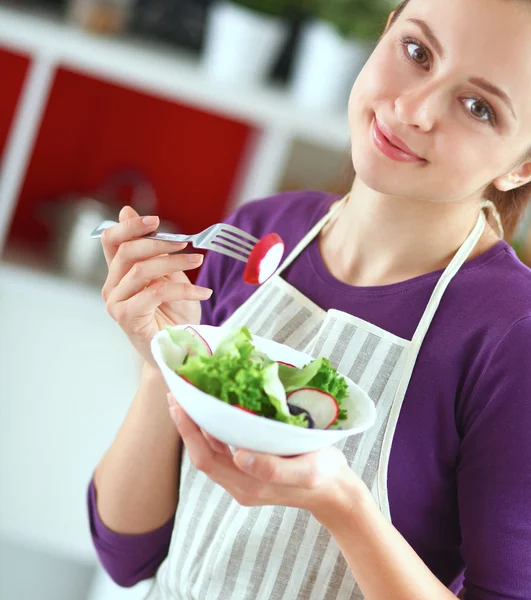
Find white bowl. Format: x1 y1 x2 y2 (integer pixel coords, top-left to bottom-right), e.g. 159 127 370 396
151 325 377 456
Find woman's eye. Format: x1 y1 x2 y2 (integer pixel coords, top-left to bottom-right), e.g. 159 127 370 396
399 36 498 126
405 41 430 67
463 98 496 125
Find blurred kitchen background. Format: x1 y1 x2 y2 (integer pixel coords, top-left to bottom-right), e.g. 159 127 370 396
1 0 530 599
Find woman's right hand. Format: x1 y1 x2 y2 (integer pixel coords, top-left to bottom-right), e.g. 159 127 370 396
101 206 213 366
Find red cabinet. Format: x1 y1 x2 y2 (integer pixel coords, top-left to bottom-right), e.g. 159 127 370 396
2 49 256 250
0 48 30 156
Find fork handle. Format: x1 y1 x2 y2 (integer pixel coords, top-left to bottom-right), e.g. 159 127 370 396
144 232 194 243
90 220 194 243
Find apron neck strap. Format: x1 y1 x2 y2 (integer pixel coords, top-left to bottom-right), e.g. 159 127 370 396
273 194 349 278
411 208 488 347
482 199 505 239
272 194 492 348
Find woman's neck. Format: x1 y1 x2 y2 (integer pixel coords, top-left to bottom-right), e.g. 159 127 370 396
319 178 500 288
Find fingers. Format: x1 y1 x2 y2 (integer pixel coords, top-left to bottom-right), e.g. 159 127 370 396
171 405 242 467
119 205 140 222
100 209 161 266
233 447 346 489
203 431 233 457
102 238 189 300
167 395 231 455
109 279 212 328
107 253 210 304
171 405 220 474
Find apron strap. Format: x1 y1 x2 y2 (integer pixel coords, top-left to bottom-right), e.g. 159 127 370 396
411 208 488 347
272 193 494 350
482 199 505 239
273 194 349 279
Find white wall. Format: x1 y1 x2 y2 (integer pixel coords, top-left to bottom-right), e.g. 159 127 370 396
0 263 145 598
86 566 153 600
0 536 95 600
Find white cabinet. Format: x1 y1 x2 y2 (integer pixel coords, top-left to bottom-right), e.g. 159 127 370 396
0 263 142 596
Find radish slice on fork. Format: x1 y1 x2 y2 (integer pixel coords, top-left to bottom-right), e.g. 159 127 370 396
243 233 285 285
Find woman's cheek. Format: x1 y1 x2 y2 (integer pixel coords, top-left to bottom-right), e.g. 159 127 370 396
353 46 404 112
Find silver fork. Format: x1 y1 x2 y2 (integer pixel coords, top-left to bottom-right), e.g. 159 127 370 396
90 220 259 263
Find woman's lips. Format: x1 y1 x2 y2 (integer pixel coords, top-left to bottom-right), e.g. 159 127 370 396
371 117 425 163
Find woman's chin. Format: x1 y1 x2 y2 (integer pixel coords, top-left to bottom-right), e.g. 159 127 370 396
352 155 410 196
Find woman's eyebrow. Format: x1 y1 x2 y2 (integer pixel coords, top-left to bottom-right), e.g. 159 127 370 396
469 77 516 120
406 17 517 120
406 18 445 59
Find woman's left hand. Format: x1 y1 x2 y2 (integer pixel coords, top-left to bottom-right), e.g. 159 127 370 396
168 394 362 517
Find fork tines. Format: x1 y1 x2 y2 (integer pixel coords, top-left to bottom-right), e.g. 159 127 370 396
209 225 259 262
220 224 259 245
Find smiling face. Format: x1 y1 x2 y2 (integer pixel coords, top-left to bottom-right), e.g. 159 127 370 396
348 0 531 204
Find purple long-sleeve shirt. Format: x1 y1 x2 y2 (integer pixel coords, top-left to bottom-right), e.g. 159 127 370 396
88 191 531 599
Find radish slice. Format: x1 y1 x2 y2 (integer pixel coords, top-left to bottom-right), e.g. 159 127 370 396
287 403 315 429
287 388 339 430
184 326 213 355
243 233 284 285
234 406 258 416
278 361 296 368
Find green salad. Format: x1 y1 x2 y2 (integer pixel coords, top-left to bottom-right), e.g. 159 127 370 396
163 326 349 430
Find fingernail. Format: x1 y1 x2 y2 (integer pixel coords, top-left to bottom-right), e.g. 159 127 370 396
239 452 255 469
187 254 204 264
167 393 176 407
199 288 213 299
143 216 159 226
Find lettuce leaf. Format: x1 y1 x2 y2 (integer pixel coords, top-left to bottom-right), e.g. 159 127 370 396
308 358 349 424
262 362 289 417
171 327 307 427
164 326 349 428
213 326 254 360
278 358 325 392
167 328 211 358
279 357 349 424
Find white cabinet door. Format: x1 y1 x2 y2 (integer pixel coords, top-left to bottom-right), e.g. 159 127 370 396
0 264 141 563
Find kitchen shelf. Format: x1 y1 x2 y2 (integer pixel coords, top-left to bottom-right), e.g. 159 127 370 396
0 4 350 149
0 2 350 251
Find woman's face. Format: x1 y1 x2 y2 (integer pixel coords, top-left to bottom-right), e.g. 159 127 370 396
348 0 531 203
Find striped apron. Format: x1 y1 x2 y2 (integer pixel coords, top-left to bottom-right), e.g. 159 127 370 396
146 196 494 600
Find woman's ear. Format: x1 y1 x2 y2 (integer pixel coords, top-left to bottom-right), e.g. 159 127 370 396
386 11 397 32
494 161 531 192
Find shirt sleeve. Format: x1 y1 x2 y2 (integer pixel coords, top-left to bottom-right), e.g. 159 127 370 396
86 202 256 586
87 478 175 588
458 317 531 600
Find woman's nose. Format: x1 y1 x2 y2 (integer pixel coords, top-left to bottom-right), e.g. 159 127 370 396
394 81 443 131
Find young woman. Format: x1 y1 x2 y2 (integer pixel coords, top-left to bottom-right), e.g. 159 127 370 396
88 0 531 598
